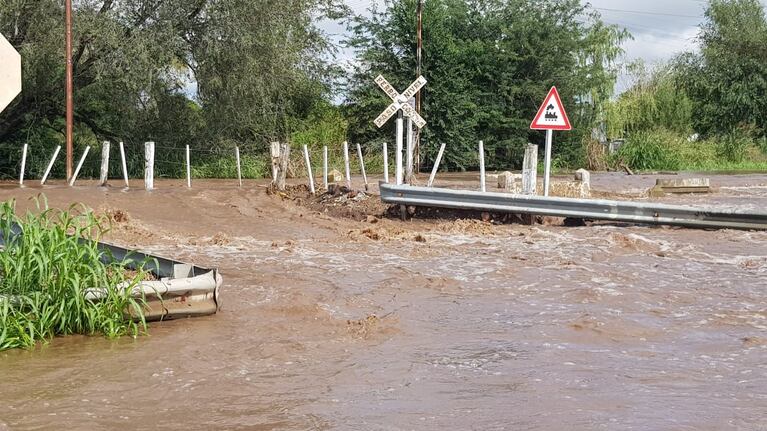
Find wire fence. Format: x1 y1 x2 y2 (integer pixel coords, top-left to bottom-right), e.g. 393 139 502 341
0 139 426 185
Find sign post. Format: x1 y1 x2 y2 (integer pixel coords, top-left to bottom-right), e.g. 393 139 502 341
373 75 427 185
0 33 22 114
530 86 571 197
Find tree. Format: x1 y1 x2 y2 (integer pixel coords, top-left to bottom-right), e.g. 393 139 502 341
344 0 627 170
676 0 767 138
0 0 347 177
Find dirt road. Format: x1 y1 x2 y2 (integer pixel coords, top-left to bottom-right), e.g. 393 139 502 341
0 173 765 430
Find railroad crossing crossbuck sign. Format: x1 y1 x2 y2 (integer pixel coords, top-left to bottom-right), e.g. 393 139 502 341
0 33 21 114
373 75 427 129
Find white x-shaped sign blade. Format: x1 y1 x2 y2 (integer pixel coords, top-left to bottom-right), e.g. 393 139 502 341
374 103 399 128
401 76 427 101
401 103 426 129
375 75 400 102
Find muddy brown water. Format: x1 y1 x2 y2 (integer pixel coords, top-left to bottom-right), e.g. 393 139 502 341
0 174 766 430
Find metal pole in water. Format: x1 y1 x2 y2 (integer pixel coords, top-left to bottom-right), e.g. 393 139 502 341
395 111 403 185
427 143 446 187
19 143 27 186
69 145 90 186
479 140 486 192
382 142 389 183
119 141 129 188
544 129 553 197
323 145 328 190
343 141 352 188
186 144 191 188
303 145 315 195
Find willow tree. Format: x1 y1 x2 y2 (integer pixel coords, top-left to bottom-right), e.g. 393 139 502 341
344 0 628 170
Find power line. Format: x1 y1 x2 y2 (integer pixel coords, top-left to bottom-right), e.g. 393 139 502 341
594 7 702 19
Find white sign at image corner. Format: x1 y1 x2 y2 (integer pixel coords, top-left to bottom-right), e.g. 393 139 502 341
0 33 21 114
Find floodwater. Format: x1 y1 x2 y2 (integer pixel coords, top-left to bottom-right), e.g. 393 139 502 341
0 174 766 430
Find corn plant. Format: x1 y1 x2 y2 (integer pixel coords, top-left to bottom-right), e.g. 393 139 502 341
0 196 151 350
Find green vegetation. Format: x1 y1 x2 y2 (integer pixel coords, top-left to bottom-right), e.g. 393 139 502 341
345 0 628 171
0 198 150 350
0 0 348 179
604 0 767 172
1 0 766 177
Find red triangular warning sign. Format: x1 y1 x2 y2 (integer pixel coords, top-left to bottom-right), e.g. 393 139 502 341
530 87 571 131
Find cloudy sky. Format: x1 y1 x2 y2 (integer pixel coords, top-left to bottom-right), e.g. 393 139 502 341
322 0 765 94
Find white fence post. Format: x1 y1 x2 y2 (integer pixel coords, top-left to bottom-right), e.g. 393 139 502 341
41 145 61 185
186 144 191 188
544 130 553 197
235 146 242 188
303 145 315 195
145 141 155 191
119 141 129 188
69 146 91 186
343 141 352 188
19 144 28 186
322 145 328 190
357 143 368 191
396 115 403 185
522 144 538 195
99 141 110 186
383 142 389 183
406 117 413 183
479 140 486 192
428 143 446 187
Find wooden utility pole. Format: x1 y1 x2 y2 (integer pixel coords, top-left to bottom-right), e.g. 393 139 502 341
65 0 74 181
414 0 424 173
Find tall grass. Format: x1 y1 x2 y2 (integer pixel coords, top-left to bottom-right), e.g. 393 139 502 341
0 197 150 350
612 128 767 172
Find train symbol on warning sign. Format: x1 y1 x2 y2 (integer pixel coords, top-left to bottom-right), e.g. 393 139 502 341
530 87 571 131
544 104 558 121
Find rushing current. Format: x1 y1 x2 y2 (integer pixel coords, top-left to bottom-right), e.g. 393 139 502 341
1 174 765 430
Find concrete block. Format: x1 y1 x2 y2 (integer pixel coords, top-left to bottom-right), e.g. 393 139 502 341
497 171 523 193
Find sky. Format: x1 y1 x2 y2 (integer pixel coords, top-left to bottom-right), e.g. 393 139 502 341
321 0 765 95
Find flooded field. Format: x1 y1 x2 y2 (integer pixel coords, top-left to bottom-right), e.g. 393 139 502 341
0 173 766 430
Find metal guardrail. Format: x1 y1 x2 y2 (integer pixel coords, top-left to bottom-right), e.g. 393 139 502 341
379 182 767 230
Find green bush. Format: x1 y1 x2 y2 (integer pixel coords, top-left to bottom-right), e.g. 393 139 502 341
716 127 752 163
614 130 683 171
